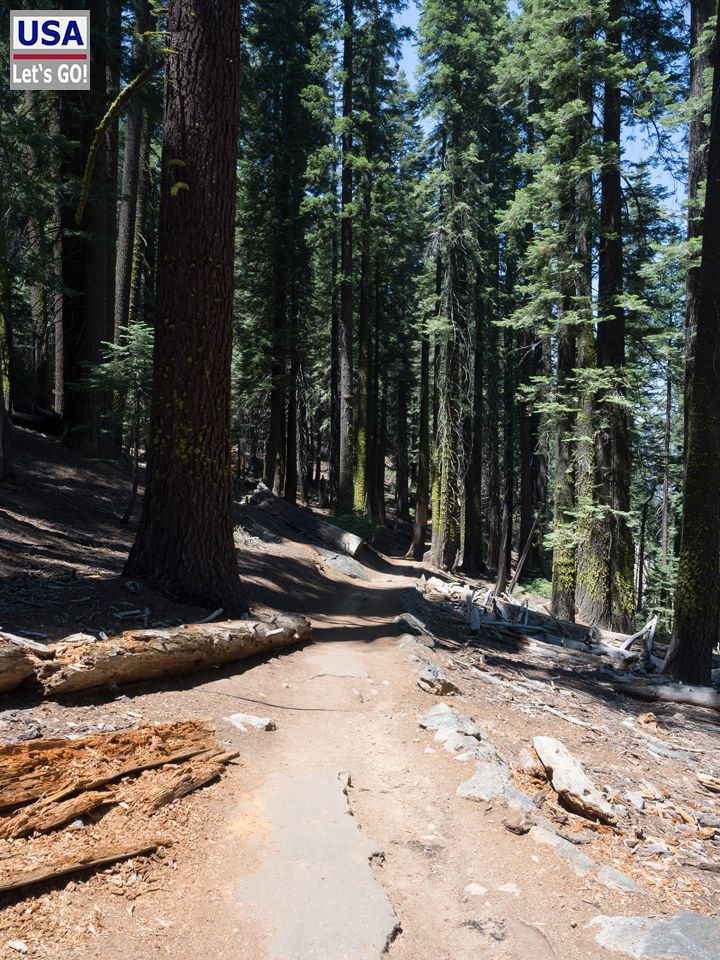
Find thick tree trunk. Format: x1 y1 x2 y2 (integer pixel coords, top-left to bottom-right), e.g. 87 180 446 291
124 0 245 614
684 0 715 454
578 2 634 632
501 327 514 578
338 0 354 509
663 7 720 684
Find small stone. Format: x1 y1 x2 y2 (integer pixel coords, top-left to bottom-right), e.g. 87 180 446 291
224 713 277 732
8 942 28 955
497 882 520 894
416 664 460 696
504 811 533 835
464 883 489 897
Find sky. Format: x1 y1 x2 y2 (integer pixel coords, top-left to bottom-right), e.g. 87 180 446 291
393 0 686 211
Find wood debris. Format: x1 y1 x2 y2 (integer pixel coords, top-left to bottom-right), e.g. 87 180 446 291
0 720 235 894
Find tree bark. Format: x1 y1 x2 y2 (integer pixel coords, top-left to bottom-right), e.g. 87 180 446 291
462 269 484 573
579 0 634 632
61 0 113 457
114 0 151 341
124 0 245 614
663 6 720 684
684 0 715 456
338 0 354 509
407 320 430 559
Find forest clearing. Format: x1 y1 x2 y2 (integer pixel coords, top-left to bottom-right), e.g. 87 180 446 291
1 0 720 956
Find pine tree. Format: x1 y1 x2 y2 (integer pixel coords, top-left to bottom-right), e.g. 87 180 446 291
663 3 720 684
124 0 245 613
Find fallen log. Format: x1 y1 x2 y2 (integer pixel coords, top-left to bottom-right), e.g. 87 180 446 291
609 677 720 712
0 722 236 841
0 642 37 694
37 616 311 697
249 484 365 557
0 838 167 895
0 719 218 811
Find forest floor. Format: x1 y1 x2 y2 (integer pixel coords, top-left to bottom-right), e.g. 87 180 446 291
0 427 719 960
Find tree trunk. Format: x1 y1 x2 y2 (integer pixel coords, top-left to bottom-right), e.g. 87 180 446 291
124 0 245 614
550 317 577 621
461 271 485 573
338 0 354 509
684 0 715 456
578 0 634 632
354 168 372 512
663 6 720 684
61 0 113 457
485 296 501 570
106 0 122 344
0 176 11 481
24 91 50 409
396 335 410 519
49 96 64 415
115 0 151 340
406 321 430 559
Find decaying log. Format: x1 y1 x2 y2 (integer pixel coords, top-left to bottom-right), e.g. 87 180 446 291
0 790 114 840
0 838 167 895
698 773 720 794
0 720 217 811
610 678 720 712
0 723 237 843
249 484 365 557
0 631 52 658
37 616 311 696
0 642 37 694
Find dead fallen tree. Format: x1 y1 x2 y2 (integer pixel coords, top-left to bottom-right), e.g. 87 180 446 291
0 720 235 894
36 616 311 697
0 719 218 816
0 838 168 895
609 677 720 712
246 483 364 557
0 642 36 694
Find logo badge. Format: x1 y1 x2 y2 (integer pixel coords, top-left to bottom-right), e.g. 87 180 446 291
10 10 90 90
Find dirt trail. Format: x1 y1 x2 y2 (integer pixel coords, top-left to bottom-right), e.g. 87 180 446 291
29 546 633 960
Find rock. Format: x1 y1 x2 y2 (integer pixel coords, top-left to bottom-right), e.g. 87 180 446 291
589 911 720 960
497 882 520 894
457 762 510 803
8 943 28 955
596 866 640 894
530 825 596 877
504 811 534 835
416 663 460 696
457 762 536 813
518 747 543 775
533 736 616 824
464 882 488 897
418 704 483 738
225 713 277 732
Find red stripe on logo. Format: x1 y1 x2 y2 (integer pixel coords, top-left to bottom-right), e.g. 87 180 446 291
13 53 88 60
